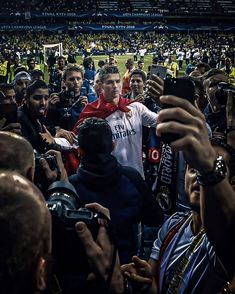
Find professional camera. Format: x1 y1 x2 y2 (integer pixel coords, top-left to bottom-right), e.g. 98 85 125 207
215 82 235 106
46 181 103 274
58 89 75 106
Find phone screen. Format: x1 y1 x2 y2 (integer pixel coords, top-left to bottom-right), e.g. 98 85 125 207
163 78 195 104
150 65 167 80
0 103 18 124
162 78 195 144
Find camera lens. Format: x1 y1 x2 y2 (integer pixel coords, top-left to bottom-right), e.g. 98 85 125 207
46 181 81 209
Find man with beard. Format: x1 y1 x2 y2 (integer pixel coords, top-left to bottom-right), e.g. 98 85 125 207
121 95 235 293
18 79 78 156
14 70 31 106
47 64 88 130
18 79 49 153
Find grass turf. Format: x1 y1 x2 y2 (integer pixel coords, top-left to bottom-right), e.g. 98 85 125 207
36 54 186 82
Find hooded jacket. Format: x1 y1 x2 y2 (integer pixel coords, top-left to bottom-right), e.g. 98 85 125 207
69 153 163 264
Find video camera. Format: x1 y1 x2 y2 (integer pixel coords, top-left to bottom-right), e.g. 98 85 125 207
45 181 104 274
215 82 235 106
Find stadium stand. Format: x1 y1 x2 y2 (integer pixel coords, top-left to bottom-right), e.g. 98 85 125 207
0 0 234 14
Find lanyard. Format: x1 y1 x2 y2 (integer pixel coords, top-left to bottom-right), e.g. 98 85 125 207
165 228 205 294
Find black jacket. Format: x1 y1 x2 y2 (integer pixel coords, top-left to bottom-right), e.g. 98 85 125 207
69 153 163 264
18 104 45 153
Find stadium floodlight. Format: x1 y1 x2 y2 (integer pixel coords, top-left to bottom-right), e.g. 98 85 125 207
43 43 63 65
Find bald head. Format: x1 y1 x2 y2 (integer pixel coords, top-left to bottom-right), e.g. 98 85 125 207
0 172 51 293
0 132 34 179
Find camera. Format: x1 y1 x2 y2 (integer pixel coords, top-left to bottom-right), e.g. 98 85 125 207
58 89 75 106
215 82 235 106
35 153 57 171
46 181 102 274
34 152 58 192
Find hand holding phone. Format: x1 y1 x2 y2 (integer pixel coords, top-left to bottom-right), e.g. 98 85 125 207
0 103 18 125
161 77 195 144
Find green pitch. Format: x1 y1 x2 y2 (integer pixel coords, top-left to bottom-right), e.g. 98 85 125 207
40 54 186 83
76 54 186 77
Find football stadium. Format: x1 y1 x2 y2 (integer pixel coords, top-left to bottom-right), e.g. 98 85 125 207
0 1 235 294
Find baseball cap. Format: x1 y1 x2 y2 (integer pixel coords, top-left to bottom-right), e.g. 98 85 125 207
14 71 31 85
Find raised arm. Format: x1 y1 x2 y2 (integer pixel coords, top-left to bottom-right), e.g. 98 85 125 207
157 94 235 277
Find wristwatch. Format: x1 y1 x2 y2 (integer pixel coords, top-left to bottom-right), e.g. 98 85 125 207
196 155 227 186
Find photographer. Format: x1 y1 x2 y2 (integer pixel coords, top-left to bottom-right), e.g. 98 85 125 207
0 132 124 293
203 69 229 133
46 64 89 131
0 171 124 294
0 130 68 193
203 68 235 149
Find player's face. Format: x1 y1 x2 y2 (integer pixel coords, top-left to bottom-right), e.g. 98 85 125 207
102 73 122 102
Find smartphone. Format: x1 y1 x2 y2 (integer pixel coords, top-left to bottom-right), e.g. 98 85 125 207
161 77 195 144
150 65 167 80
80 86 87 97
0 103 18 124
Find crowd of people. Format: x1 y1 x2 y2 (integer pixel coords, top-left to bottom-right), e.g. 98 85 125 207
1 0 232 13
0 28 235 294
0 32 234 67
